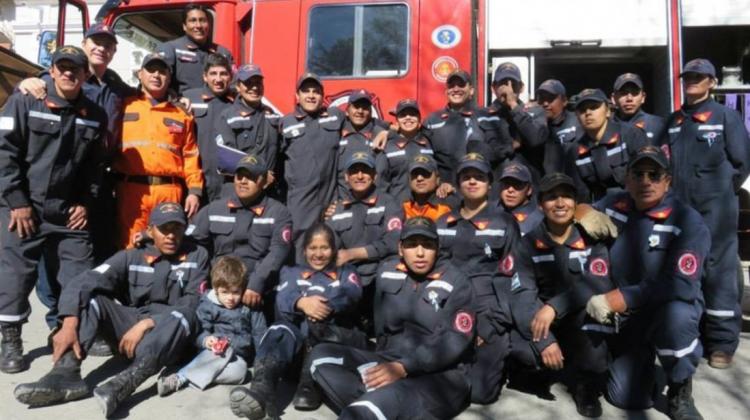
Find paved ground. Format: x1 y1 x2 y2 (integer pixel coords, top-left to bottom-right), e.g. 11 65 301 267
1 297 749 420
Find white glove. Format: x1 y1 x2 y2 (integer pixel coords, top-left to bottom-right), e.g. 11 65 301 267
586 294 613 324
577 209 618 240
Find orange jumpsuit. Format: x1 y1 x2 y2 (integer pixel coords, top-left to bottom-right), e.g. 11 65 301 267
113 93 203 247
402 197 452 222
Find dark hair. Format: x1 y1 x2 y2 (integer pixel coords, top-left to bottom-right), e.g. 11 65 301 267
182 3 212 24
211 256 248 290
203 53 231 74
302 223 338 268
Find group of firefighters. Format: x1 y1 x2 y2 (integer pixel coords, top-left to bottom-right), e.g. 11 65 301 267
0 3 747 420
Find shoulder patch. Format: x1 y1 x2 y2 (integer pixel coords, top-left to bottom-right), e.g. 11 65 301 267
589 258 608 277
348 272 361 287
499 255 514 275
677 252 699 277
453 311 474 335
281 226 292 243
387 217 402 232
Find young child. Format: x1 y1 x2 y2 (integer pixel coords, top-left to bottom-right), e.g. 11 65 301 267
157 256 267 395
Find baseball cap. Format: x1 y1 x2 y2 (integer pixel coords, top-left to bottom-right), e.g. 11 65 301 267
628 145 670 171
493 62 521 83
536 79 566 97
574 88 608 109
456 152 491 177
236 64 263 81
500 163 532 184
85 22 118 43
538 173 577 196
51 45 88 68
391 99 420 116
680 58 716 78
613 73 644 91
400 216 439 241
447 69 472 85
296 72 323 90
235 153 267 176
409 154 438 173
345 151 376 170
348 89 372 105
149 202 187 227
141 52 170 70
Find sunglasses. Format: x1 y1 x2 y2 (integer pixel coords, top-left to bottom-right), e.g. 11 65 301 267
629 170 666 182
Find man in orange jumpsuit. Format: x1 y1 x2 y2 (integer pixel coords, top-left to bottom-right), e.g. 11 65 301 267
113 53 203 248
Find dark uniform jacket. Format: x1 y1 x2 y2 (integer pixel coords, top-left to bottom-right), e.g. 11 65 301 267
195 289 267 358
374 257 476 376
486 99 548 176
336 119 386 198
543 110 583 174
156 35 233 95
376 130 434 203
614 109 666 142
58 242 209 330
503 198 544 236
189 193 292 293
0 80 107 224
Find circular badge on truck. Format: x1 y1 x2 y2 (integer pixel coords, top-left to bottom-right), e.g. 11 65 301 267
432 56 459 83
431 25 462 49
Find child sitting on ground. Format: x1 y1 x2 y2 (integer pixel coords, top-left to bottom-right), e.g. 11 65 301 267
157 256 267 395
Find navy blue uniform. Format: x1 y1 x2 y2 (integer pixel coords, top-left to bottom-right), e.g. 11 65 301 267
336 120 386 198
502 198 544 236
543 110 583 174
182 87 236 201
156 36 233 95
486 99 549 179
659 98 750 355
188 193 292 295
564 120 649 202
376 130 434 203
57 242 208 365
0 83 106 324
280 106 345 249
311 257 475 419
614 109 666 142
593 192 710 408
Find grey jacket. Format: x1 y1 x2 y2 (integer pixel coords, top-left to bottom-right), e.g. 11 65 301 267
195 290 267 358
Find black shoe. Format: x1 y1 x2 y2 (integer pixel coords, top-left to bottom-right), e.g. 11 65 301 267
573 381 602 418
1 322 28 374
292 346 322 411
229 357 283 419
93 358 159 418
14 352 87 406
667 379 703 420
230 386 268 420
87 336 116 357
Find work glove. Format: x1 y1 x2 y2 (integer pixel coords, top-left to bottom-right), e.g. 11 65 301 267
586 294 613 324
577 209 618 240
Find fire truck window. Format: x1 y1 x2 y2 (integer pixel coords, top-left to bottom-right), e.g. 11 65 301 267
308 4 408 78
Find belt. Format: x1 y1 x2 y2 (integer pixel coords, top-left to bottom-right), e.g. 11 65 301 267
116 174 181 185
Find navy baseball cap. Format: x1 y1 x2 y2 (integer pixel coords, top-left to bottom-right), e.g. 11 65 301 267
85 22 117 43
348 89 372 105
447 69 472 85
149 202 187 227
236 64 263 81
493 62 521 83
500 162 532 183
575 88 608 109
536 79 566 97
628 145 670 171
409 154 438 173
345 151 376 170
296 72 323 90
613 73 644 91
400 216 439 241
681 58 716 78
235 153 267 176
538 173 576 196
142 52 170 70
391 98 420 116
51 45 88 68
456 152 492 177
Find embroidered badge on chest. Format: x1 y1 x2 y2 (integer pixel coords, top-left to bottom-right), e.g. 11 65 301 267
428 290 440 312
649 234 660 248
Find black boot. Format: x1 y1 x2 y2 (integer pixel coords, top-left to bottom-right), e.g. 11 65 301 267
573 374 602 418
87 335 116 357
1 322 28 373
667 378 703 420
229 357 283 419
14 351 87 406
292 345 322 410
93 358 159 418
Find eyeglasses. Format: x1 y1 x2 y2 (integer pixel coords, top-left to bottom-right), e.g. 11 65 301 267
629 170 666 182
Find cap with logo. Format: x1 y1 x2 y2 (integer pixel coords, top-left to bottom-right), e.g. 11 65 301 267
149 202 187 226
141 52 170 70
574 88 608 109
500 163 532 184
536 79 566 97
52 45 88 68
391 98 420 116
400 216 439 241
538 172 577 196
628 145 670 171
613 73 644 91
456 152 491 177
409 154 438 173
345 151 376 169
235 153 268 176
680 58 716 78
236 64 263 82
85 22 118 43
296 72 323 90
493 62 521 83
348 89 372 105
447 69 472 85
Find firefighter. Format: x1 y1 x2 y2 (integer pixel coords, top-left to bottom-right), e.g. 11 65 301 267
487 62 549 180
156 3 233 95
586 146 710 420
188 153 292 311
377 99 436 203
402 154 455 222
564 88 649 203
213 64 280 200
0 46 106 374
537 79 583 173
280 73 345 255
229 223 367 418
336 89 388 198
182 54 236 202
611 73 666 141
424 69 513 193
309 217 476 419
113 53 203 249
13 202 208 417
497 162 543 236
513 173 616 418
658 58 750 369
